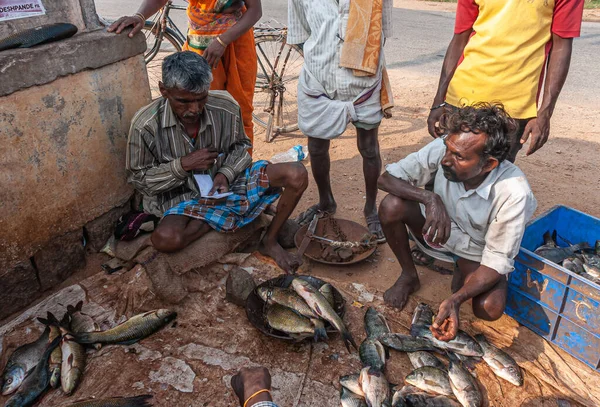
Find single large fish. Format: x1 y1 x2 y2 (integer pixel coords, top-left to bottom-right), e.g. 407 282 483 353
340 374 364 397
4 336 61 407
60 333 86 395
392 385 460 407
266 304 315 339
378 334 437 353
405 367 452 396
359 367 391 407
0 23 78 52
408 351 446 371
474 335 522 386
73 310 176 345
291 278 357 351
359 338 386 371
1 327 51 395
534 231 589 264
410 325 483 357
257 287 327 340
341 387 368 407
447 354 482 407
411 303 435 328
63 395 153 407
364 308 391 340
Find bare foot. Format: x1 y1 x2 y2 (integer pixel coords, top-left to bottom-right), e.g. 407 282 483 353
231 367 272 406
384 272 421 310
259 237 302 273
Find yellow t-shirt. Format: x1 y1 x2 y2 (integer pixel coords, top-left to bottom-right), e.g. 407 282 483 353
446 0 584 119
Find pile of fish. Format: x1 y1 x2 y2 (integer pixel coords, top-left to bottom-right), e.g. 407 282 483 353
259 278 358 351
340 304 523 407
534 231 600 284
1 302 176 407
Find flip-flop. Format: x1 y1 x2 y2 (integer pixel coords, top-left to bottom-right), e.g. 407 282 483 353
411 247 435 266
295 204 336 226
365 214 386 244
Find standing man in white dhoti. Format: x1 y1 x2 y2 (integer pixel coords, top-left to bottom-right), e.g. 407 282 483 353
288 0 394 242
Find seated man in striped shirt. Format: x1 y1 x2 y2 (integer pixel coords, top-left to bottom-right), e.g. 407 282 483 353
378 103 537 340
126 51 308 273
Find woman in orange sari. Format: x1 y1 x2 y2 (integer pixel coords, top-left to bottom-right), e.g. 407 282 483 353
109 0 261 152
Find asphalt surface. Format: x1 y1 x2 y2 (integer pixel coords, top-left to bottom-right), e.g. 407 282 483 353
95 0 599 107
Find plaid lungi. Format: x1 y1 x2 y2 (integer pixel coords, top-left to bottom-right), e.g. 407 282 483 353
163 160 280 232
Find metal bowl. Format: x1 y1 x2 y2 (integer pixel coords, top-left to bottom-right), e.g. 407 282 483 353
294 217 377 265
246 275 346 341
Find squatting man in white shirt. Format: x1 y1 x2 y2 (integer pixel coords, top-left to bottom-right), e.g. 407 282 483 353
377 102 537 341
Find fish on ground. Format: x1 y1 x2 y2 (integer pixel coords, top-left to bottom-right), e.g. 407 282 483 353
393 385 460 407
257 287 327 340
292 278 357 351
447 354 482 407
411 303 434 328
4 336 61 407
72 310 176 345
364 308 391 340
410 325 483 357
407 351 446 371
378 334 437 353
67 302 99 334
340 374 364 397
1 326 51 395
43 313 64 389
405 366 453 396
359 367 391 407
359 338 386 371
61 395 153 407
341 387 368 407
266 304 315 339
60 333 86 396
474 334 522 386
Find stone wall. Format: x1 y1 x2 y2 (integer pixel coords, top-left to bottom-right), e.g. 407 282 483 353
0 1 152 320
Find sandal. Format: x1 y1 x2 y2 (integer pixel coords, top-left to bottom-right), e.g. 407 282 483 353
365 214 386 244
296 204 336 226
411 247 435 266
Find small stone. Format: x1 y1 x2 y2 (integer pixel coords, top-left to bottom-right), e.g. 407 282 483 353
225 266 256 306
387 258 395 263
132 382 145 389
216 318 225 323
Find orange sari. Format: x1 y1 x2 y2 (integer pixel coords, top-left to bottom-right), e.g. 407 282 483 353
184 0 257 152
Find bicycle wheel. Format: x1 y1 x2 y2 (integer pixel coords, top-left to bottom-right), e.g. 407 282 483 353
143 22 183 99
253 33 304 140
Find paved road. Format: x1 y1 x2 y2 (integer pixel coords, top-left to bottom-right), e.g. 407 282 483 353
95 0 599 107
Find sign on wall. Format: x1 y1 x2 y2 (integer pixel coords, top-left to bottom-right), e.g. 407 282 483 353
0 0 46 22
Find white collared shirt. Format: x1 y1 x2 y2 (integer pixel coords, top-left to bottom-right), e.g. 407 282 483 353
385 138 538 274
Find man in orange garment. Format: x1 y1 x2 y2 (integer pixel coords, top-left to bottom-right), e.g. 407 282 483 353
109 0 261 153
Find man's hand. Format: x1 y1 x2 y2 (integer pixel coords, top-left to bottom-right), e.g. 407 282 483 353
107 15 145 38
422 194 451 246
231 367 272 407
520 114 550 156
431 297 461 341
203 39 227 69
181 148 219 172
209 173 230 195
427 107 445 138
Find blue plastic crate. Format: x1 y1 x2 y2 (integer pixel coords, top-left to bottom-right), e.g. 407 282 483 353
507 205 600 371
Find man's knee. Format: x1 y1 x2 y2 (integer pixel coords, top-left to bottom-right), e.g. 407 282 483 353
308 138 330 157
151 226 185 253
378 194 410 225
285 163 309 192
473 297 506 321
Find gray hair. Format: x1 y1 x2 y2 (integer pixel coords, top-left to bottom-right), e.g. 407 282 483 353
161 51 213 93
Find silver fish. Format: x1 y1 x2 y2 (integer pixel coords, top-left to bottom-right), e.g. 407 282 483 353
60 333 86 395
405 367 452 396
319 283 335 306
360 367 391 407
340 374 364 397
447 355 482 407
359 338 386 371
411 303 434 328
292 278 357 351
410 325 483 357
364 307 391 340
341 387 368 407
1 327 50 395
266 304 315 338
474 334 522 386
408 351 446 371
534 231 588 264
562 258 585 275
379 334 437 353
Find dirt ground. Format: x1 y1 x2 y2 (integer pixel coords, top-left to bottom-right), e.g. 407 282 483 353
2 12 600 407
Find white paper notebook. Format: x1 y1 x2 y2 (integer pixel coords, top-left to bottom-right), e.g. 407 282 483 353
194 174 233 199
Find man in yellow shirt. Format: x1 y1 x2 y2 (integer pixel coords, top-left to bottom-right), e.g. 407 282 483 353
427 0 584 161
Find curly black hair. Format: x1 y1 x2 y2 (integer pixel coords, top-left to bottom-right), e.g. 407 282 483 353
439 102 517 163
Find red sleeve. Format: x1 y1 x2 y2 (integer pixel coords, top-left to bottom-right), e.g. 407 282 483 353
454 0 479 34
552 0 584 38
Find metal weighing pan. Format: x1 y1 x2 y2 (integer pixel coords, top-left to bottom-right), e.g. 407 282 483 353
246 275 345 341
294 218 377 265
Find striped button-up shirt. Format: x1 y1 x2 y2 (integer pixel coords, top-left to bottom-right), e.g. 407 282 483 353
126 91 252 217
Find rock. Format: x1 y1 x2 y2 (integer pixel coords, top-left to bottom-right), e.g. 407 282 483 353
149 357 195 393
85 202 131 251
225 266 256 306
33 229 86 290
338 248 354 262
0 260 41 321
277 218 301 249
